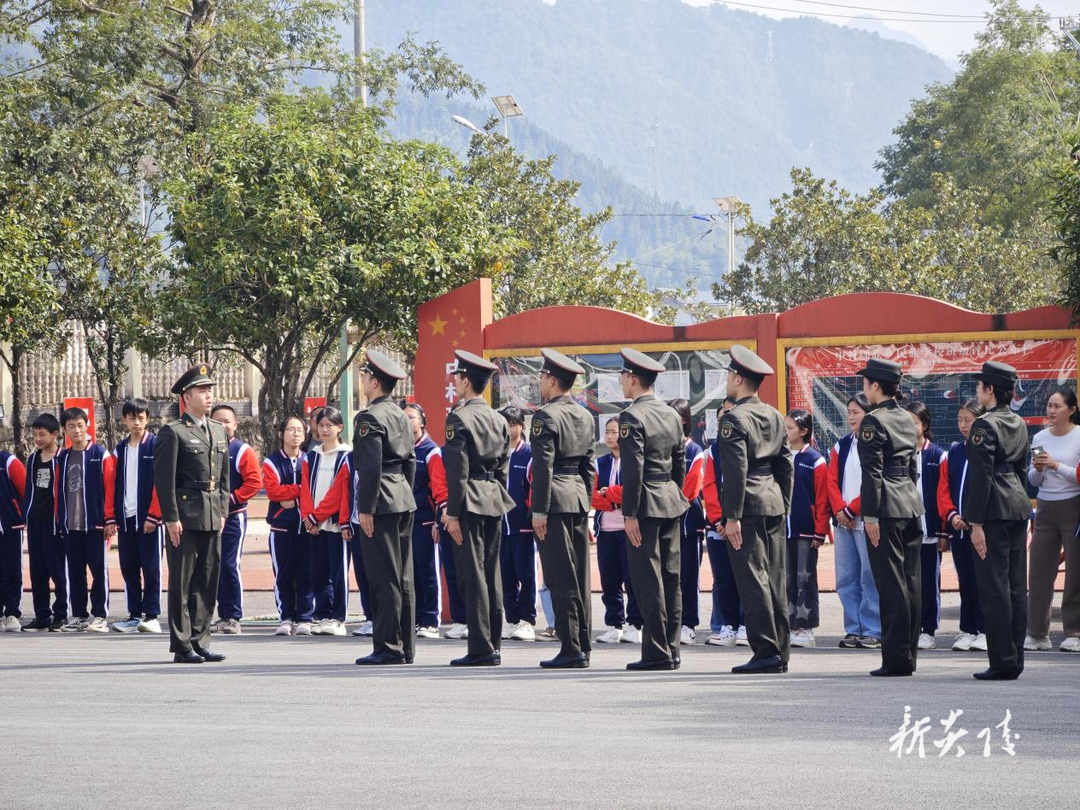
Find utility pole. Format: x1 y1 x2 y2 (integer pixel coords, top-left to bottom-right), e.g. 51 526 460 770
339 0 367 439
713 196 743 316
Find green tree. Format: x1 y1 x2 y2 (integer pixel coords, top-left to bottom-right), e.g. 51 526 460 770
461 127 653 318
1051 138 1080 322
715 167 1050 315
164 97 507 452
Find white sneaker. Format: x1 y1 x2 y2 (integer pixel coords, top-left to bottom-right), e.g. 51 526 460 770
791 629 816 648
1023 634 1052 651
501 620 514 640
111 617 140 634
951 632 975 651
1060 637 1080 653
351 620 373 637
137 618 162 634
85 617 109 634
222 619 242 635
510 622 535 642
621 626 641 644
595 625 624 644
443 623 469 640
707 625 737 646
275 621 293 636
917 633 935 650
310 619 330 636
210 618 226 634
968 632 987 651
2 615 21 632
680 626 696 645
323 619 346 636
735 626 749 646
60 617 87 633
294 622 313 636
416 625 440 639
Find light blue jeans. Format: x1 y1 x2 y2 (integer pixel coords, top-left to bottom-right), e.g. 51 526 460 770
833 524 880 638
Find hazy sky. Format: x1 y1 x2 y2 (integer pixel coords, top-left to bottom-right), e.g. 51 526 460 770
680 0 1077 63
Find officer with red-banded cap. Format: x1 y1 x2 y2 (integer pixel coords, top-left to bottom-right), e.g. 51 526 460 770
617 348 689 671
353 349 417 666
532 348 596 669
441 350 516 666
718 344 794 675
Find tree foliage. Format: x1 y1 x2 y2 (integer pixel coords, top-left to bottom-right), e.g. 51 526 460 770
1051 139 1080 323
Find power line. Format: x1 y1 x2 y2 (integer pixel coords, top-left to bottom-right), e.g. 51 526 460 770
714 1 1064 24
781 0 984 18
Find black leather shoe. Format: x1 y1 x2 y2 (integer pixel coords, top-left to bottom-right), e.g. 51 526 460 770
870 666 913 677
450 653 500 667
192 645 225 662
626 658 674 671
731 655 784 674
672 656 681 670
973 668 1021 681
355 651 407 665
173 651 205 664
540 653 589 669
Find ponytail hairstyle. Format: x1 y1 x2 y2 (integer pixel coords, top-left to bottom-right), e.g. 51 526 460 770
786 408 813 446
669 398 692 438
959 398 985 421
903 400 934 444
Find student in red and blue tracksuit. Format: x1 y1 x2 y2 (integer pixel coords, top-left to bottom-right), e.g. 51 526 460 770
210 405 263 633
702 397 745 645
300 406 353 635
111 398 164 633
592 417 643 643
264 415 314 634
936 398 987 651
499 407 537 640
403 403 449 636
348 450 375 634
21 413 68 631
0 447 27 630
904 401 949 649
671 399 706 643
56 407 116 631
784 409 831 647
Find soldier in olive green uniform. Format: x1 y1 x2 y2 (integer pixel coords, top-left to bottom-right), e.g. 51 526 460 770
441 350 516 667
154 366 231 664
718 345 794 675
617 348 689 671
353 350 417 666
964 361 1031 681
531 349 596 669
857 358 925 677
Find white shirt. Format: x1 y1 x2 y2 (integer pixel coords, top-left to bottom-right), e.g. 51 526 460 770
599 456 625 532
913 445 933 543
1028 426 1080 502
841 435 863 529
313 444 343 533
124 439 139 518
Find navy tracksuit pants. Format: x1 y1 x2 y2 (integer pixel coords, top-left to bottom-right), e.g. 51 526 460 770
921 543 941 635
351 521 373 620
117 516 162 618
439 526 468 625
27 519 67 621
950 534 985 634
270 530 314 623
500 529 537 625
1 528 24 618
596 529 642 629
412 520 442 628
706 533 744 632
217 511 248 620
312 528 349 622
65 529 108 619
680 526 704 628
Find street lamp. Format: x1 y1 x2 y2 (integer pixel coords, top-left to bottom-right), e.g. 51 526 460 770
713 196 743 315
451 114 486 136
491 94 524 140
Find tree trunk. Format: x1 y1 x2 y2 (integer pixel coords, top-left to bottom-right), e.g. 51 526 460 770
9 347 26 460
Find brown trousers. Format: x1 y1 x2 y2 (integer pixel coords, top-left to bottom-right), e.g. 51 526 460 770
1028 496 1080 638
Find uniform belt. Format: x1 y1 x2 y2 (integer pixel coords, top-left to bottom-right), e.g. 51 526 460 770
382 461 403 474
644 472 671 483
555 464 582 475
883 464 910 477
177 481 217 492
469 470 496 481
993 464 1017 475
747 463 772 477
